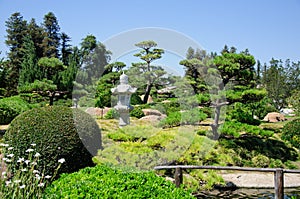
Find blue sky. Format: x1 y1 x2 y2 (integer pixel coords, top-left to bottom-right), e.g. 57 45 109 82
0 0 300 71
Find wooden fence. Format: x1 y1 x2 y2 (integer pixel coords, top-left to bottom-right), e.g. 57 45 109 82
154 165 300 199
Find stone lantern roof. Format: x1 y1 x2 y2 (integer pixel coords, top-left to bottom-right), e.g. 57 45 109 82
111 73 137 94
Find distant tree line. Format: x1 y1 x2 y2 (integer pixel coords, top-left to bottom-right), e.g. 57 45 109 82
0 12 299 137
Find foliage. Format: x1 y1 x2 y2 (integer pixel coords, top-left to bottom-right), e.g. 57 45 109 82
227 102 261 125
95 72 120 108
5 12 28 95
41 12 60 58
0 143 65 199
43 164 194 199
282 118 300 149
129 40 165 104
0 95 31 124
3 106 102 177
288 90 300 115
159 108 207 128
104 108 119 119
130 106 145 119
220 121 274 138
130 92 143 105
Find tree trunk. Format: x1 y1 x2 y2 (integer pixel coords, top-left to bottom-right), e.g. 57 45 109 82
143 83 152 104
211 105 221 140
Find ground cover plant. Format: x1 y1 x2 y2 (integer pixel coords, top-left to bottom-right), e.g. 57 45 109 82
43 164 195 199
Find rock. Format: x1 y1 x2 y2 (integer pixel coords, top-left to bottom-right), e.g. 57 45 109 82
263 112 286 123
280 108 295 116
85 107 111 117
139 115 166 123
142 109 165 117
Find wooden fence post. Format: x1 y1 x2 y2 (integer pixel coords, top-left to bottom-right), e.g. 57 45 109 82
274 169 284 199
174 167 183 187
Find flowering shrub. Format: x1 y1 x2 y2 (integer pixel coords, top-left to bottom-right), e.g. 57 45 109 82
0 143 65 199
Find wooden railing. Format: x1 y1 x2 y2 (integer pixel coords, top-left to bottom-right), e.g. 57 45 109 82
154 165 300 199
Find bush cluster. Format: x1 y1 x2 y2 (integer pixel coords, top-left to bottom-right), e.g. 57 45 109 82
130 106 145 118
43 164 195 199
220 121 274 138
4 106 102 177
282 118 300 149
159 108 207 128
0 95 31 124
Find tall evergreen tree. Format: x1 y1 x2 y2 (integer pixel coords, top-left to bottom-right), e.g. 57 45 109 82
41 12 61 58
5 12 28 95
61 32 72 65
27 18 45 59
18 35 42 86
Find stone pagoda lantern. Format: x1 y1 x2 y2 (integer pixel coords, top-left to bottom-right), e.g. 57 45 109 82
111 72 137 127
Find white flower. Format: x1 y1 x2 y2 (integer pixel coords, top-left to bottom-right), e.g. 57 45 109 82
58 158 65 164
45 175 52 179
34 152 41 157
17 158 25 163
2 157 8 161
2 172 6 176
0 143 9 147
14 180 21 183
31 161 37 166
25 148 34 152
21 168 27 172
19 185 26 189
5 159 12 163
25 160 30 165
31 143 36 147
35 174 41 180
5 180 11 186
33 170 40 174
6 154 14 158
8 147 14 150
38 183 45 187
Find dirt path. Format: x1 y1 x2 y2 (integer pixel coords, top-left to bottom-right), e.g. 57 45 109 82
220 171 300 188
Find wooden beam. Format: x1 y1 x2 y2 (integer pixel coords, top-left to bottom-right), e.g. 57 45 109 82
274 169 284 199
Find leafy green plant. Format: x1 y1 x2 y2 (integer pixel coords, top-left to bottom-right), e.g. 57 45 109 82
159 108 207 128
130 106 145 118
0 96 31 124
3 106 102 177
43 164 195 199
282 118 300 149
0 143 65 199
104 108 119 119
220 121 274 138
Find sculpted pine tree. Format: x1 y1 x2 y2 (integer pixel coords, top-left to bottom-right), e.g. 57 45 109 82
132 40 165 104
211 47 256 139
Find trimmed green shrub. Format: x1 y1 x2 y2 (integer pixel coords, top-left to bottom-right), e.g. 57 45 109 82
130 93 143 105
3 106 102 177
159 108 207 128
282 118 300 149
104 108 119 119
0 95 31 124
43 164 195 199
220 121 274 138
251 154 270 168
130 106 145 118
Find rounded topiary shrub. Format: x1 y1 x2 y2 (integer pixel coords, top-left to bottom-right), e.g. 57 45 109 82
3 106 102 177
282 118 300 149
43 164 194 199
0 95 31 124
